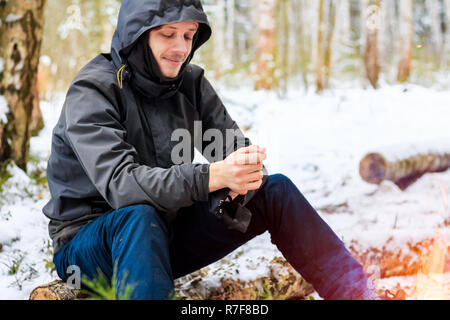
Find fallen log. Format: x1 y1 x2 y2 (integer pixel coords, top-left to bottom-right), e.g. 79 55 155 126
29 280 83 300
30 259 314 301
359 141 450 190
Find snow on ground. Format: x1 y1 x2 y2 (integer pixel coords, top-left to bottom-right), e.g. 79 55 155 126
0 94 65 300
0 83 449 299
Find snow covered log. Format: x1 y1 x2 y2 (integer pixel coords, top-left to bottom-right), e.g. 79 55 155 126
29 280 82 300
359 141 450 190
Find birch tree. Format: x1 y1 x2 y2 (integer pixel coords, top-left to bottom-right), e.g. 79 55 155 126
316 0 326 92
255 0 277 90
364 0 381 88
397 0 414 83
0 0 47 169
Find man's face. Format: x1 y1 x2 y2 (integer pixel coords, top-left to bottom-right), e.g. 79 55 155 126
149 21 199 78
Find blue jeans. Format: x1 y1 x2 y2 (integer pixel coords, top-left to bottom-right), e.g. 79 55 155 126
53 174 375 300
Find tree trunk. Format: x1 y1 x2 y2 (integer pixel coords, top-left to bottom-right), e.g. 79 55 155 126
324 0 337 89
364 0 380 89
316 0 326 93
0 0 46 170
359 142 450 190
255 0 277 90
397 0 414 83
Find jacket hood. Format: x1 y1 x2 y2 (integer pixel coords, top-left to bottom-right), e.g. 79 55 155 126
110 0 212 72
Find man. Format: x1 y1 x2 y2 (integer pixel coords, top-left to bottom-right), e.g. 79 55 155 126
44 0 378 300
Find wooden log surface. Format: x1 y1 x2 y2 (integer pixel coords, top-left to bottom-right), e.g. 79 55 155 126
359 141 450 190
29 280 82 300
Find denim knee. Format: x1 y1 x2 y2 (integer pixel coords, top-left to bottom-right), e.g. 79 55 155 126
265 173 294 195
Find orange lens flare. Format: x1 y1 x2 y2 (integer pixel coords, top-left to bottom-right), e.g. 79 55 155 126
414 231 449 300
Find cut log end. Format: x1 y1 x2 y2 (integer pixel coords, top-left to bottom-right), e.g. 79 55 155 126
359 153 388 184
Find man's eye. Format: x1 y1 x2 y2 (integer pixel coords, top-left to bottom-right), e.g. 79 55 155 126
162 33 174 38
185 36 193 41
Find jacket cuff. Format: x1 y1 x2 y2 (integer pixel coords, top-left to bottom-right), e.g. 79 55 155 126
194 163 210 201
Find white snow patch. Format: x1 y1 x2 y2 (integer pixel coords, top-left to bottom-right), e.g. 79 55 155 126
39 55 52 67
5 14 22 23
0 96 8 123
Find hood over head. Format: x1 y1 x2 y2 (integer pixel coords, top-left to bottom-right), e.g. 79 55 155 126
110 0 211 78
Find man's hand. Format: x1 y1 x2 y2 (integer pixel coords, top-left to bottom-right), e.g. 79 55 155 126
209 145 266 200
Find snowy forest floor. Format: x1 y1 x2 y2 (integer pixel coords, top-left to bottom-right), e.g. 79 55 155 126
0 83 449 300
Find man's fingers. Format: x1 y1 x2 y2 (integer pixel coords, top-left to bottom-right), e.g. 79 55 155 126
238 145 266 154
237 164 263 175
234 152 266 165
244 170 264 182
246 179 263 191
226 190 240 201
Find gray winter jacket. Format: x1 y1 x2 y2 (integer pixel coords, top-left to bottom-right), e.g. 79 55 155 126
43 0 268 254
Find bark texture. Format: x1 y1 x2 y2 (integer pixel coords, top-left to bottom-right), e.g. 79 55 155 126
255 0 277 90
397 0 414 83
0 0 46 169
29 280 83 300
364 0 380 89
316 0 326 92
360 149 450 190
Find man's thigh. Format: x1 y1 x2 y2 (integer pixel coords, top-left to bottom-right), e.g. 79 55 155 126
53 211 115 283
169 198 267 279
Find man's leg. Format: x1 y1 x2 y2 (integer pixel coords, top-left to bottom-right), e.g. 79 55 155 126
53 204 173 299
245 174 376 300
170 174 376 300
169 198 268 279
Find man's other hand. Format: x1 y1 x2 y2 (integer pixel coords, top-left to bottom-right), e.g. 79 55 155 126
209 145 266 197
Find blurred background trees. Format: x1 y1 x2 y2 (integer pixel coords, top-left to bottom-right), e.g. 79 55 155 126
34 0 450 99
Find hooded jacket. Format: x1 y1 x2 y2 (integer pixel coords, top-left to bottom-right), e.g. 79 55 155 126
43 0 268 254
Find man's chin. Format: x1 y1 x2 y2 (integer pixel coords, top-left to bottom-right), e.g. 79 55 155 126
161 69 181 79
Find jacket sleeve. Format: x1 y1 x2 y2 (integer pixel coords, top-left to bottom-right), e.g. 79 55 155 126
64 77 210 214
196 70 269 224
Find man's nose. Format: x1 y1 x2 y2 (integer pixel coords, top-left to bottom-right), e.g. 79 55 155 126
172 36 189 56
